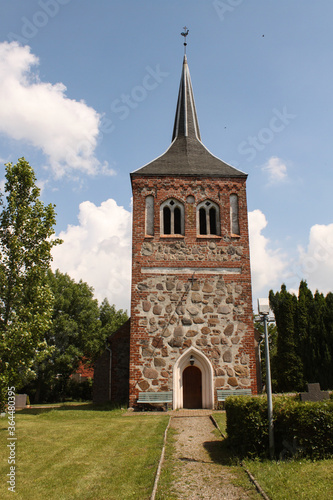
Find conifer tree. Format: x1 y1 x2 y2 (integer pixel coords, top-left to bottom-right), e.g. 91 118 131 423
269 285 304 392
309 291 331 388
269 281 333 391
296 280 313 384
323 292 333 388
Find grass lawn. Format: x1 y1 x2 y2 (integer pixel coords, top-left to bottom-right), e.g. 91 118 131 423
243 458 333 500
212 411 227 435
1 405 169 500
3 407 332 499
213 411 333 500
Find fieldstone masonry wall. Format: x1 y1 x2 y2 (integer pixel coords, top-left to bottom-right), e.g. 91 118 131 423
135 274 252 392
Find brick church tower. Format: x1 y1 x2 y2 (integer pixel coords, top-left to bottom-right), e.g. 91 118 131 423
129 54 257 409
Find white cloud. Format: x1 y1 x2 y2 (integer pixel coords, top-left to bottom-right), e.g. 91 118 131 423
261 156 288 184
249 216 333 300
0 42 114 178
295 223 333 295
51 199 132 311
248 209 286 297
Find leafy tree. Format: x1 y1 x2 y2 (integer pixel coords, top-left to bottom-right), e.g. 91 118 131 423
30 270 101 402
27 271 128 403
99 298 128 340
0 158 61 410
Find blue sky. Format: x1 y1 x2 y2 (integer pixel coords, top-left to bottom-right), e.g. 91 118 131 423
1 0 333 311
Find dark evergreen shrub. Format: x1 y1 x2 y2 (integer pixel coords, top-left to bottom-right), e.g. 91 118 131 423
225 395 333 460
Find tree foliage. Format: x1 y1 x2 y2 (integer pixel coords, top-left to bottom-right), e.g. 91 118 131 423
0 158 129 407
0 158 61 409
255 320 278 391
25 270 128 403
269 285 303 392
99 298 129 341
269 281 333 392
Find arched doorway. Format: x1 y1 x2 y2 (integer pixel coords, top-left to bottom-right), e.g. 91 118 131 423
183 365 202 409
173 347 214 409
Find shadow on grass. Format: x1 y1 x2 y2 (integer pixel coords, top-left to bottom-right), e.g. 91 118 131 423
203 438 240 466
18 402 124 415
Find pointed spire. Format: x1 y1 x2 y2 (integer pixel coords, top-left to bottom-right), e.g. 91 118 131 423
131 50 247 179
172 55 201 142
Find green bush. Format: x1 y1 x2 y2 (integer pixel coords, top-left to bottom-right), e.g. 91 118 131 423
274 398 333 460
225 395 333 460
66 378 93 401
225 395 269 458
23 376 93 404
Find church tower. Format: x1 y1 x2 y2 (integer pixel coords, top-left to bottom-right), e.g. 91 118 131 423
129 54 257 409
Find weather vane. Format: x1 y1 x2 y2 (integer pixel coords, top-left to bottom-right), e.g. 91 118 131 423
181 26 189 54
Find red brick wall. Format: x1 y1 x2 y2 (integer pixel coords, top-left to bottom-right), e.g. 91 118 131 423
93 319 130 405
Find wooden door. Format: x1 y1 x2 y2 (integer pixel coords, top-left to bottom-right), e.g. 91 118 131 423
183 365 202 409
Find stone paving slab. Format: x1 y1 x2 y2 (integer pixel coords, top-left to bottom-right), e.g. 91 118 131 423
171 409 215 417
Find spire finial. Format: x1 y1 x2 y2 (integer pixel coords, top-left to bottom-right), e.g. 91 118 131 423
181 26 189 55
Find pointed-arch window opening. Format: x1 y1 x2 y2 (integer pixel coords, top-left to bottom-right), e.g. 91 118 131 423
209 207 217 235
163 206 171 234
197 200 220 236
161 199 184 235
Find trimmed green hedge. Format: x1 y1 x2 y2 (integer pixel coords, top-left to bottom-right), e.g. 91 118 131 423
225 395 333 460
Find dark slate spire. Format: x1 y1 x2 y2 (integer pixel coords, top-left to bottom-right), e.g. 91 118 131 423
172 55 201 142
131 56 247 179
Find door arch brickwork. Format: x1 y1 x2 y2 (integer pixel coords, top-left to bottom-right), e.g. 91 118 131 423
173 347 214 409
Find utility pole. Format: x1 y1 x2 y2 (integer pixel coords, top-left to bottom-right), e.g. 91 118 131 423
258 298 275 460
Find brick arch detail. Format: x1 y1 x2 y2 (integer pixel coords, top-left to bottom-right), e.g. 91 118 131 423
172 347 214 410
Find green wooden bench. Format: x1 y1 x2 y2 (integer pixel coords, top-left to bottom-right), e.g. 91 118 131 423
137 391 173 409
217 389 252 402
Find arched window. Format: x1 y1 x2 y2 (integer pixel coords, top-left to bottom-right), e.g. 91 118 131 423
145 195 154 236
230 194 240 235
197 200 220 236
161 199 184 235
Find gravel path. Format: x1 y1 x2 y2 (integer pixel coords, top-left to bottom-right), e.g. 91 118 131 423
169 416 257 500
